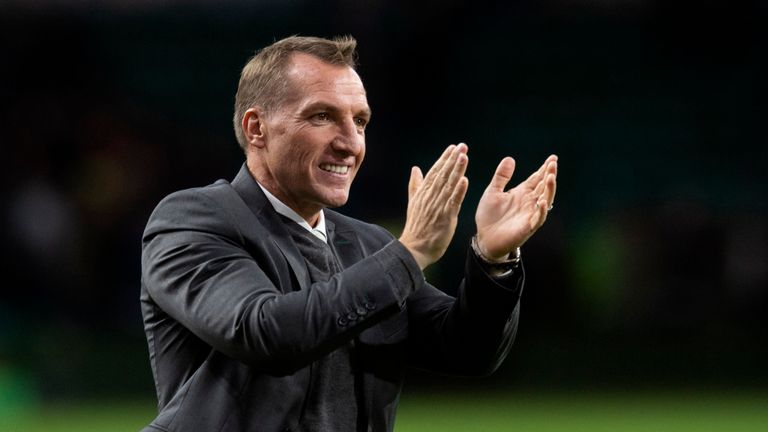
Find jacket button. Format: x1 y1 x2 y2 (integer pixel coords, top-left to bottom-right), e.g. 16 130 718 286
347 312 358 321
337 316 349 326
355 307 367 316
363 301 376 310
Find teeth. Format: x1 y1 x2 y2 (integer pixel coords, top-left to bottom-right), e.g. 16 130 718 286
320 164 349 174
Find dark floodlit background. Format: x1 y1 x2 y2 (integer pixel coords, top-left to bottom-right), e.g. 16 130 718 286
2 1 766 430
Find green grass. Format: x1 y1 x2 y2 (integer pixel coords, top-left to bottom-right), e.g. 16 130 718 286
2 391 767 431
396 390 768 432
1 399 153 432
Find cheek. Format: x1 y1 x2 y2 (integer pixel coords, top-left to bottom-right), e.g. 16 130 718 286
358 145 366 164
281 141 314 168
354 145 366 172
271 151 308 185
294 131 328 160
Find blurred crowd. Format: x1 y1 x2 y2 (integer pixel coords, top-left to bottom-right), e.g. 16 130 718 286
1 0 766 401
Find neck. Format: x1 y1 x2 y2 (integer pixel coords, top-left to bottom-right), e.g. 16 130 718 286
302 211 321 227
247 158 322 227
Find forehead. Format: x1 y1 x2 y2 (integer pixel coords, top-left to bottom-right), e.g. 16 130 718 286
283 53 368 109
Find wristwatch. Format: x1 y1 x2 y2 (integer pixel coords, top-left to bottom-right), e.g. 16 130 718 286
471 236 521 277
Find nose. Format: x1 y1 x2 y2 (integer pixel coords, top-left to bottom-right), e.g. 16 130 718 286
331 117 365 156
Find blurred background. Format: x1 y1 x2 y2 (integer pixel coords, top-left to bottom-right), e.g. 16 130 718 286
1 0 766 430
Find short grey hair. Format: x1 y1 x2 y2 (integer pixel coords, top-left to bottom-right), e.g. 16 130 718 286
232 35 359 152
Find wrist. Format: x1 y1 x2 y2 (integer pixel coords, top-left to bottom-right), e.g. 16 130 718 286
471 235 521 265
398 238 431 270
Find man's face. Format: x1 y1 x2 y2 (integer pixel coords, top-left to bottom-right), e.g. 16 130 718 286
253 53 370 220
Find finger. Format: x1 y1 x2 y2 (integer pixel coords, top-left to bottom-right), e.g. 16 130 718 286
547 157 558 175
535 160 557 206
522 160 547 190
530 198 548 229
440 143 467 179
487 157 516 192
523 154 558 190
439 151 469 203
427 143 465 195
408 166 424 199
440 143 467 182
543 172 557 208
447 176 469 214
531 174 546 201
423 144 456 184
433 154 469 208
531 173 556 228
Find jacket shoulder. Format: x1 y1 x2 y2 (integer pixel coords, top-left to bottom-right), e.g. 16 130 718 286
143 180 240 240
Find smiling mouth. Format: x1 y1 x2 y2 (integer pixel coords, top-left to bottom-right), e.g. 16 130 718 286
319 164 349 174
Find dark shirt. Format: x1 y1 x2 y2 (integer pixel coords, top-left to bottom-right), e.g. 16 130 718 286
282 218 361 431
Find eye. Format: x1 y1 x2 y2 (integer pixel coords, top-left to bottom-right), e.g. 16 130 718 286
312 112 331 122
354 117 368 129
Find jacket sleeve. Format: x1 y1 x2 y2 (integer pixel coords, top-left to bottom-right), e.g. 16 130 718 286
141 188 425 373
404 243 525 376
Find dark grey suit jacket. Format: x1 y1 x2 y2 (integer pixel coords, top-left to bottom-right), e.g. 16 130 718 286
140 164 524 432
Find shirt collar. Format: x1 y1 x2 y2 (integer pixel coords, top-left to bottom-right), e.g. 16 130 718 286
256 182 327 243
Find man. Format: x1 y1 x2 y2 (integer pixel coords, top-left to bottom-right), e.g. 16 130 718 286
140 35 557 432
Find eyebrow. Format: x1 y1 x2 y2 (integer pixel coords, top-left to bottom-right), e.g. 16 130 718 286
359 106 373 119
301 101 372 119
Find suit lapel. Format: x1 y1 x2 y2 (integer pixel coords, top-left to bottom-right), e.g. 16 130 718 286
326 218 364 270
230 164 311 292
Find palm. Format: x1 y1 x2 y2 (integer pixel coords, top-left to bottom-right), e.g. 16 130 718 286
474 156 558 260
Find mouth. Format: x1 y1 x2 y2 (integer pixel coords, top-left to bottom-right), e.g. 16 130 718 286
319 163 350 175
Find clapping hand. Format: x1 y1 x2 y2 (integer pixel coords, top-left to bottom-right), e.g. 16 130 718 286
399 144 558 269
474 155 558 261
399 144 469 269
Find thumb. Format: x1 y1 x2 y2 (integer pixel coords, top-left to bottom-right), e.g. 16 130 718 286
487 157 516 193
408 166 423 199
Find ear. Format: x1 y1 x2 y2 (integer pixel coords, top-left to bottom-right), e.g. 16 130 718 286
242 107 267 149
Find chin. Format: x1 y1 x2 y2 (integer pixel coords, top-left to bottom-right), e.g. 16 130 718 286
325 199 348 209
323 194 349 209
